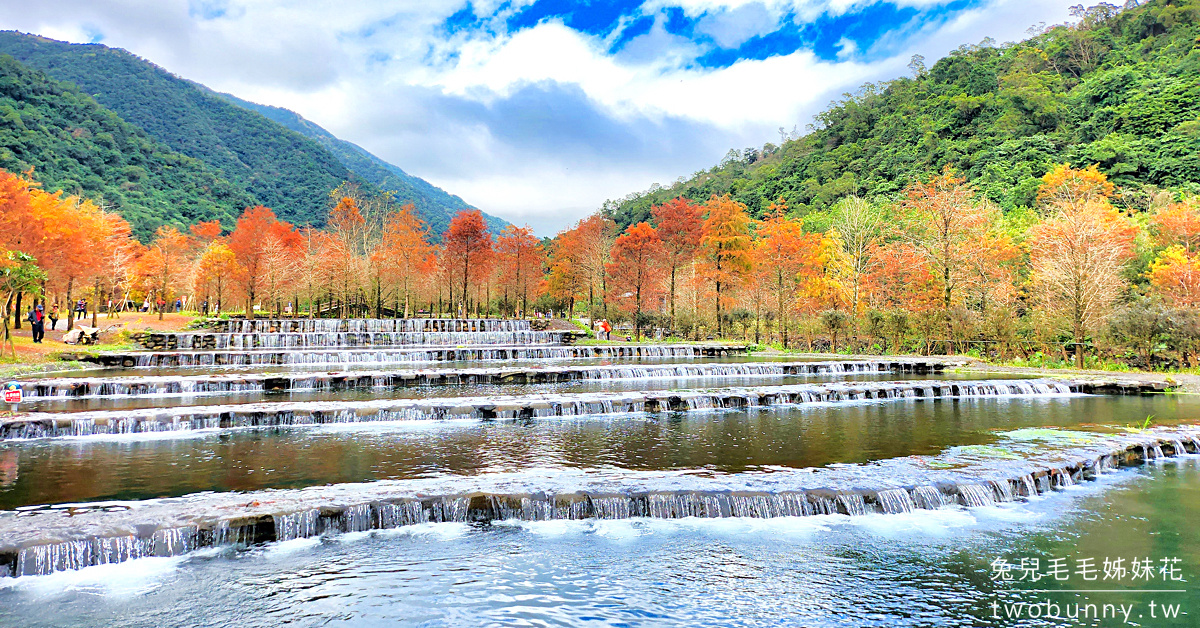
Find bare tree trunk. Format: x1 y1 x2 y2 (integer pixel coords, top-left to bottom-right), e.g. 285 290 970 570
65 278 75 332
92 279 101 327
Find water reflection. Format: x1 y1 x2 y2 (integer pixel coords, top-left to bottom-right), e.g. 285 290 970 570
0 450 16 487
2 393 1197 509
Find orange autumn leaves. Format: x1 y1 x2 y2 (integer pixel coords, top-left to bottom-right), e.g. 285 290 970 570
1147 197 1200 308
0 170 135 326
549 194 844 340
4 160 1193 346
1027 165 1139 361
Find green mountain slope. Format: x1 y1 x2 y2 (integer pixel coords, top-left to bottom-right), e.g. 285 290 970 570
608 0 1200 227
0 55 253 239
216 93 506 234
0 32 354 228
0 31 507 235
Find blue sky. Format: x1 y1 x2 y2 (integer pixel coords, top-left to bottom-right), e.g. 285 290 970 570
0 0 1080 234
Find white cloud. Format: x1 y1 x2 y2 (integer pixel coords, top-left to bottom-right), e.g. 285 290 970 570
426 20 880 128
693 2 780 48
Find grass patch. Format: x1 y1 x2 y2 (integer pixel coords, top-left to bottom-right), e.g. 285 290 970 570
0 361 93 380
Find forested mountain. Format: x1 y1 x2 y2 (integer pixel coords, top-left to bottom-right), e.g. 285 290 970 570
607 0 1200 228
0 55 253 239
0 31 507 235
217 93 505 234
0 32 352 228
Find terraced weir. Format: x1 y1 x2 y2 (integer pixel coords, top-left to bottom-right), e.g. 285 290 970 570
16 359 950 399
0 379 1139 439
3 317 1199 627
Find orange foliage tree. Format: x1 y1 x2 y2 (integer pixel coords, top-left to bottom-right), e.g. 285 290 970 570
607 222 663 339
136 226 191 320
900 167 999 314
374 204 433 318
442 210 493 316
652 197 703 329
0 172 44 330
1148 247 1200 308
1151 197 1200 253
495 225 544 318
228 206 297 319
189 220 223 244
546 215 616 318
700 195 753 335
1147 197 1200 307
546 227 586 313
753 207 823 347
0 170 142 330
863 242 942 313
1028 165 1138 367
39 195 111 329
296 227 335 319
194 242 240 314
1036 163 1114 208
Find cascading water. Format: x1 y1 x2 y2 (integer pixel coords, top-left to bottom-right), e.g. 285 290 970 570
3 307 1187 602
873 489 916 514
2 427 1195 577
955 483 996 507
1 378 1087 440
18 360 936 399
117 344 735 368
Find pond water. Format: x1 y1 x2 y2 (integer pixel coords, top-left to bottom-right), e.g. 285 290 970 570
2 393 1197 510
1 319 1196 626
2 457 1197 627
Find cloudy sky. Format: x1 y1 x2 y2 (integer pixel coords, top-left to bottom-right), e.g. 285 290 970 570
1 0 1079 234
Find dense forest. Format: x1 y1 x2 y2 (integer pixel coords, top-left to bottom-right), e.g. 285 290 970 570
606 0 1200 228
0 55 253 239
0 32 352 228
0 31 507 234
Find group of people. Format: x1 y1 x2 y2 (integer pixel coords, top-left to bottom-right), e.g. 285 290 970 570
24 302 63 344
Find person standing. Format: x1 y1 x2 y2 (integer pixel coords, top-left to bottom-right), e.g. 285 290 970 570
27 304 45 343
48 304 59 330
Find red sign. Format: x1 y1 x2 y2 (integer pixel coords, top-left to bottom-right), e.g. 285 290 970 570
3 382 20 404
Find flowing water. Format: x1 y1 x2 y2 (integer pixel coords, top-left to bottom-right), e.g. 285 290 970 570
0 318 1196 626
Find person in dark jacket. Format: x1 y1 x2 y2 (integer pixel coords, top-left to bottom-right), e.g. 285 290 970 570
27 304 45 343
